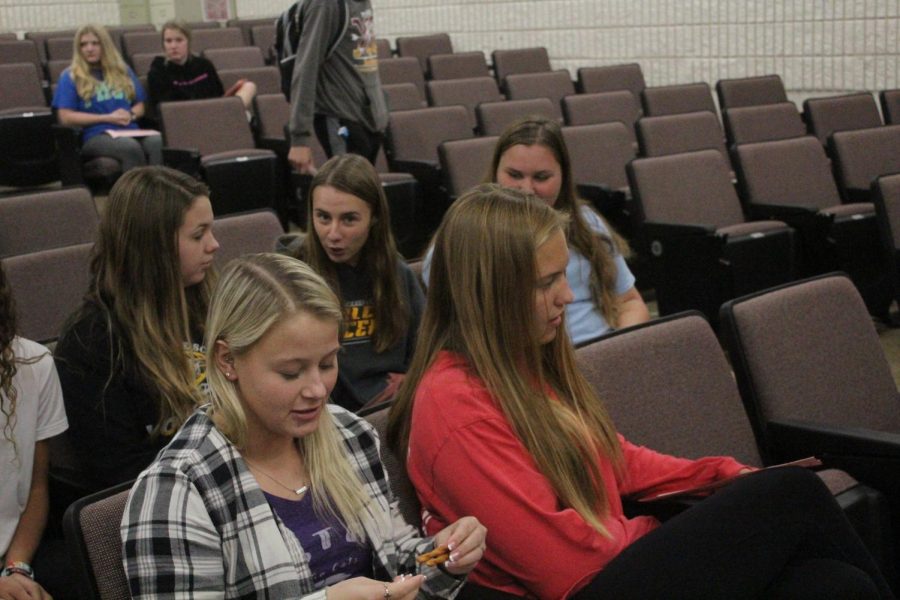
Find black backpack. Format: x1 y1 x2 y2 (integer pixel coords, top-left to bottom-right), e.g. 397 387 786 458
275 0 349 99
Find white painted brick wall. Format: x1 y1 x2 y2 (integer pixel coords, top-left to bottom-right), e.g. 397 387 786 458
0 0 119 32
3 0 897 99
1 0 120 34
372 0 897 100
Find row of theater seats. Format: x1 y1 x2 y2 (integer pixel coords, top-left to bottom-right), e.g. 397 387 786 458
4 29 898 597
3 29 900 321
0 27 444 245
0 19 284 194
2 85 899 327
0 194 283 598
4 28 897 197
60 272 900 599
0 204 292 554
377 62 900 323
0 188 285 346
0 18 276 75
0 28 284 102
374 48 900 317
1 25 469 94
0 58 421 256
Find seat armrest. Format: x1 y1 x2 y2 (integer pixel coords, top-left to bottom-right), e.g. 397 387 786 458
52 124 85 186
389 159 446 232
842 187 872 204
642 221 717 239
389 159 441 184
623 496 701 522
746 203 818 221
768 419 900 500
768 419 900 462
162 147 201 177
577 182 614 200
287 171 314 228
577 184 635 236
577 183 623 212
257 136 289 158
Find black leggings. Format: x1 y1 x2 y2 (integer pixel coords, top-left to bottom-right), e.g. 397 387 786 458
313 114 383 164
572 467 893 600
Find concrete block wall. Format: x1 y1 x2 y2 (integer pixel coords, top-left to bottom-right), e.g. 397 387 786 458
381 0 899 99
0 0 120 33
307 0 893 100
3 0 897 99
230 0 279 19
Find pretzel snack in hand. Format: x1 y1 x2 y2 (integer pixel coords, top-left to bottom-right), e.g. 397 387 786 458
416 545 451 566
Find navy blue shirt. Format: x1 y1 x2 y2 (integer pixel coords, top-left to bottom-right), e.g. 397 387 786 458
264 491 373 587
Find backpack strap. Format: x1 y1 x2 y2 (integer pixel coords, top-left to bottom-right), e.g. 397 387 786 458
323 0 349 58
278 0 347 60
276 0 350 99
273 3 296 62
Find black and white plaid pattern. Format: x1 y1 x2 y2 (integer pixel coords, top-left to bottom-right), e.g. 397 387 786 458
122 404 461 599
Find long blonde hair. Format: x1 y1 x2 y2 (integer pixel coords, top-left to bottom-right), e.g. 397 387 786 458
388 184 623 535
207 253 373 539
488 116 628 327
299 154 409 353
69 24 135 102
61 166 213 436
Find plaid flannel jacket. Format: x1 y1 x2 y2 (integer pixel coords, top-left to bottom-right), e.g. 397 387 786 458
121 404 462 599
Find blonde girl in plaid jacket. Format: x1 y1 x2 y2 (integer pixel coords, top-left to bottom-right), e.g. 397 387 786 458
121 254 486 599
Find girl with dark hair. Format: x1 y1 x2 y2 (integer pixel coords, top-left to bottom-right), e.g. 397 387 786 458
389 184 894 600
0 264 67 599
291 154 424 410
55 166 219 492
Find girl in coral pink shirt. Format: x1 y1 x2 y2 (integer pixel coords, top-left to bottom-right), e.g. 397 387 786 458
388 184 893 600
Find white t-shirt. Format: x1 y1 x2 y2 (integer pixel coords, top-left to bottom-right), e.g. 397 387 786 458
0 337 68 558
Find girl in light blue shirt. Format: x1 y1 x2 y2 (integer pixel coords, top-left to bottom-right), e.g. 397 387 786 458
424 116 649 344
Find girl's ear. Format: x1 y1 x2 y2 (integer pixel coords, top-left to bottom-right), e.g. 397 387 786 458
213 339 236 380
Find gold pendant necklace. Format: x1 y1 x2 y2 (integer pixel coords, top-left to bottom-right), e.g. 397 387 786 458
245 458 309 496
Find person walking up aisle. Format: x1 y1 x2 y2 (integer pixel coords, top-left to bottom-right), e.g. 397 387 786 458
284 0 388 173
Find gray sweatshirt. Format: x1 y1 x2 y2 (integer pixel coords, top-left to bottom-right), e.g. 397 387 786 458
288 0 389 147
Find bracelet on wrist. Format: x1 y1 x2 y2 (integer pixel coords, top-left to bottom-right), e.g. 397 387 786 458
2 561 34 579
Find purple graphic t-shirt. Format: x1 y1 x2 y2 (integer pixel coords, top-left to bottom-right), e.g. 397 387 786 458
264 491 373 587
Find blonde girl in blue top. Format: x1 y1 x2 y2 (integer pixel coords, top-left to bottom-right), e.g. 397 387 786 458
52 23 161 173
